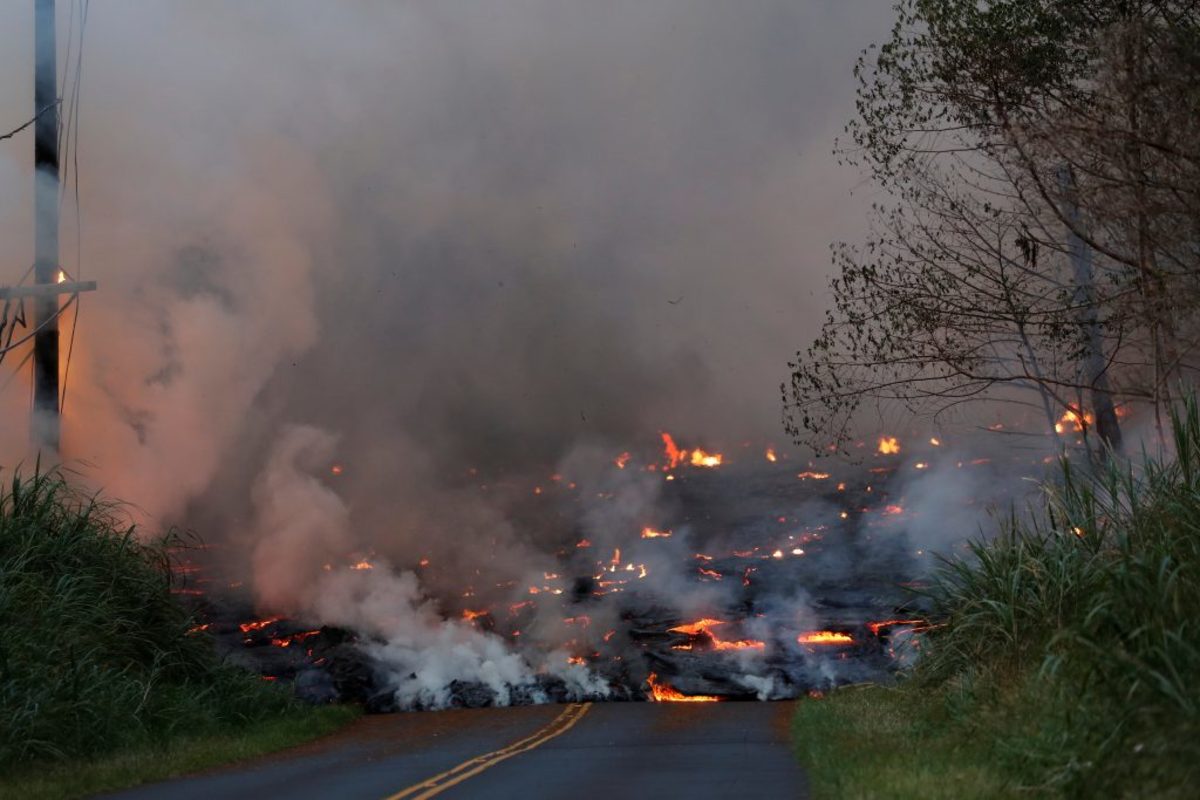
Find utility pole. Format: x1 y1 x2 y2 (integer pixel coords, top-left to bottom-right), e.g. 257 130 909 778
32 0 60 451
1058 164 1123 458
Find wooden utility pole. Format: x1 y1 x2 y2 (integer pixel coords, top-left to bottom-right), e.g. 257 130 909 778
32 0 60 450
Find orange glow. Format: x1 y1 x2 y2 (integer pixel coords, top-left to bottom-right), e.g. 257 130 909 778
239 616 283 634
270 630 320 648
350 559 374 570
877 436 901 455
690 448 723 468
647 672 720 702
641 527 672 539
662 432 687 469
930 437 941 447
697 567 723 580
1055 407 1094 434
462 609 488 621
668 618 764 652
576 539 592 548
615 451 632 469
866 619 923 635
668 618 726 636
330 464 344 476
798 631 854 645
796 471 830 480
567 656 587 666
765 448 777 462
56 269 67 284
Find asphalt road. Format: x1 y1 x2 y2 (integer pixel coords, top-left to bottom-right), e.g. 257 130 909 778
102 701 807 800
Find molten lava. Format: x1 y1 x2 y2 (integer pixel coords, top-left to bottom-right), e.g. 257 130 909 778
646 672 720 702
689 448 723 468
669 618 765 651
641 527 672 539
798 631 854 645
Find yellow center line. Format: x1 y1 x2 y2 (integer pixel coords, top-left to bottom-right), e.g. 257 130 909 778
383 702 592 800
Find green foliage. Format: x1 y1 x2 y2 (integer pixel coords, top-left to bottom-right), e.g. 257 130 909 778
0 470 297 768
914 398 1200 794
795 398 1200 797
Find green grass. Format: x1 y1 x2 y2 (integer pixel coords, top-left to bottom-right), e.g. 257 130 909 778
793 399 1200 798
1 704 359 800
0 469 360 797
792 685 1015 799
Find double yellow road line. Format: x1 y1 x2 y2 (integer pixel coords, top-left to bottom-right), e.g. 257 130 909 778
384 702 592 800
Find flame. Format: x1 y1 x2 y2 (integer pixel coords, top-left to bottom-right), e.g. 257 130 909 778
668 618 725 636
239 616 283 634
690 448 723 468
641 527 672 539
646 672 720 702
270 630 321 648
615 451 632 469
866 619 923 635
929 437 941 447
567 656 587 666
350 559 374 570
662 432 687 469
330 464 344 476
462 609 489 621
796 471 830 480
1055 407 1094 434
765 448 777 462
798 630 854 645
669 618 765 651
882 505 904 516
697 567 723 580
877 436 901 455
55 269 67 284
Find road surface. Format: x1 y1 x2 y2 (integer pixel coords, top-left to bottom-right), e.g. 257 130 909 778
103 701 807 799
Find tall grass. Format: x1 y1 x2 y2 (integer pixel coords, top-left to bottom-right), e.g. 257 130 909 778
0 470 296 768
914 399 1200 795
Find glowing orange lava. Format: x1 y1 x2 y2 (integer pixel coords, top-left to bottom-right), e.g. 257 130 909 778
798 631 854 645
641 527 673 539
866 619 923 635
239 616 283 634
646 672 720 702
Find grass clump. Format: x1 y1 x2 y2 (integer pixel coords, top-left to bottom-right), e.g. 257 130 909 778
0 470 354 794
794 399 1200 798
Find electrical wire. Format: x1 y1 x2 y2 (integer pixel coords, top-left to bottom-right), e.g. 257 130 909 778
59 0 89 414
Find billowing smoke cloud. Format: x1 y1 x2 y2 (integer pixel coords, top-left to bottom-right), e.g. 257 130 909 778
0 1 898 705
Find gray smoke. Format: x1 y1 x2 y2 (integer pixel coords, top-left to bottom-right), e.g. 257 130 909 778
0 1 898 705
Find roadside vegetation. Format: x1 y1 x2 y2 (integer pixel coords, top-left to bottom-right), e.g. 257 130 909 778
794 400 1200 798
0 470 358 799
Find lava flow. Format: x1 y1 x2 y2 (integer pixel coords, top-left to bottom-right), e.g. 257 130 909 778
646 672 720 703
669 618 765 652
